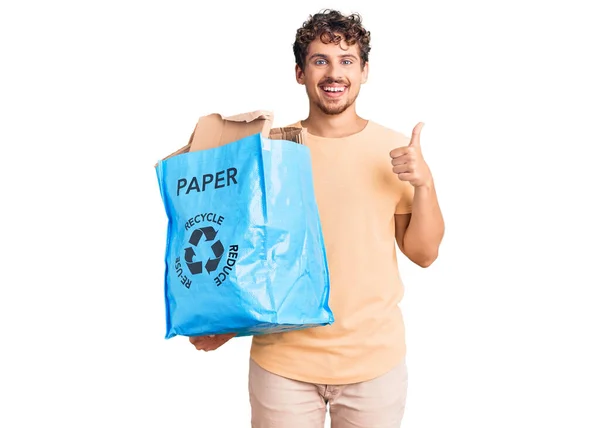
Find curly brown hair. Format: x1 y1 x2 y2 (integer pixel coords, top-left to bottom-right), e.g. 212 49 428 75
293 9 371 71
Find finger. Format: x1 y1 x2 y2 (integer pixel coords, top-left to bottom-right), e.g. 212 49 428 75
408 122 424 147
391 152 416 166
393 164 412 174
397 172 414 182
391 156 407 166
389 147 410 158
192 339 210 349
203 343 221 351
219 333 237 339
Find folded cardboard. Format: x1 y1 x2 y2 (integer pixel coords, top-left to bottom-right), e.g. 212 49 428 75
269 126 306 145
158 110 305 165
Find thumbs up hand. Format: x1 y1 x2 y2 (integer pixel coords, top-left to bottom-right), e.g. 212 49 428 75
390 122 432 188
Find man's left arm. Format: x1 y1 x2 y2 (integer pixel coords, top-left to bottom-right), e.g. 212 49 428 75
394 182 444 267
390 122 445 268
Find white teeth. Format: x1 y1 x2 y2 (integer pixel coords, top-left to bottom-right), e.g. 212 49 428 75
323 87 345 92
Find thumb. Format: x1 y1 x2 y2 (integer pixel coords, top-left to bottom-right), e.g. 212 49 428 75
408 122 424 146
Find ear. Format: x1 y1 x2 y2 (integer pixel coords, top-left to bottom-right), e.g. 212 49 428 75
295 64 305 85
361 61 369 84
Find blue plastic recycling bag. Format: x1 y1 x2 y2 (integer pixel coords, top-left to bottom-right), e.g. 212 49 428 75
155 133 334 339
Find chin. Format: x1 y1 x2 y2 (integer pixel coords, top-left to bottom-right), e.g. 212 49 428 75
321 105 350 115
318 98 354 115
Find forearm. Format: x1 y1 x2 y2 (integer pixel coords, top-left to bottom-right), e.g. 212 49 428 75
402 181 445 267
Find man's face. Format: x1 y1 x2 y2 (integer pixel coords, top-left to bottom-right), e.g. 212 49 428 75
296 35 369 115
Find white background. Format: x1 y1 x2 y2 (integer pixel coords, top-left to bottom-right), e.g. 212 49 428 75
1 0 599 427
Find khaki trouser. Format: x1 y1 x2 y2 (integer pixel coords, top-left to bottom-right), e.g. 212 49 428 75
248 358 408 428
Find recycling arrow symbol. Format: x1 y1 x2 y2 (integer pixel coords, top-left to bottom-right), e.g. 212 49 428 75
183 226 224 275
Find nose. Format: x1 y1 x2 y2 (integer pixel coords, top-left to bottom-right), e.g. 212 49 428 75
325 62 343 82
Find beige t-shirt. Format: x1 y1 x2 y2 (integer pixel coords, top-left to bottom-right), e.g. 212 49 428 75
250 120 415 384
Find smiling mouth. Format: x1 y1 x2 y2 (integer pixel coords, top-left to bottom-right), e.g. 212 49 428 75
320 85 347 98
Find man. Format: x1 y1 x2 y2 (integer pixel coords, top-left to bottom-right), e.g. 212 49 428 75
190 9 445 427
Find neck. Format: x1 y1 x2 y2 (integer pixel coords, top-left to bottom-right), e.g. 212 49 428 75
301 103 368 138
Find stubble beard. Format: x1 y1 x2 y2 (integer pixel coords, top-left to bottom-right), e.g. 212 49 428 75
311 85 360 116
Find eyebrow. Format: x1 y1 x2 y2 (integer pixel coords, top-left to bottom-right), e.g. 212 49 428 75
308 53 359 61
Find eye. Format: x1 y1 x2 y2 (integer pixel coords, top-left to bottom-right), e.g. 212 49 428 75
315 59 327 65
342 60 353 65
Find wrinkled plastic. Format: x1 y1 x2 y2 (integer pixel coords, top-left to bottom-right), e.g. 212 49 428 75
155 133 334 339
